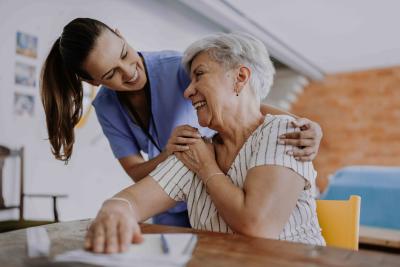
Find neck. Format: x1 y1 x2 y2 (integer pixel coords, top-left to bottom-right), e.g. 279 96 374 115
214 101 263 153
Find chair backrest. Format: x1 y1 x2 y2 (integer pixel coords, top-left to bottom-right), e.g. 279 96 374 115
0 145 24 220
316 195 361 250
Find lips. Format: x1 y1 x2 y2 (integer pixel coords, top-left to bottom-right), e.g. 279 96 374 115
125 64 139 84
193 100 207 110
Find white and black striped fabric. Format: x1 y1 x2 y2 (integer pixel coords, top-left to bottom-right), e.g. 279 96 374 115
150 115 325 246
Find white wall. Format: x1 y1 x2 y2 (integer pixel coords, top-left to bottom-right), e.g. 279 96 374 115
0 0 223 221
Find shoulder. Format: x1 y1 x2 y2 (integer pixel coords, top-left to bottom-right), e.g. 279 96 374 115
257 114 296 136
141 50 190 89
249 114 297 151
248 114 317 187
140 50 183 64
92 86 114 108
92 86 121 122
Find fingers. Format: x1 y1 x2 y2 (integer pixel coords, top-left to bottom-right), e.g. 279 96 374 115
105 215 119 254
291 118 323 138
173 125 201 138
291 118 311 128
131 223 143 244
294 153 316 162
175 136 199 144
167 126 202 154
118 219 132 252
175 151 196 171
86 217 139 254
292 146 315 156
92 223 106 253
85 204 139 253
84 226 93 250
279 130 315 140
280 138 315 148
170 144 190 152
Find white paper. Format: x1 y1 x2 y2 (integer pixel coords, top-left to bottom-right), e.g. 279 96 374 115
55 233 197 267
26 227 51 258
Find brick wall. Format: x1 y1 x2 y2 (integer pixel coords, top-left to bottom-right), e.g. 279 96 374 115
290 67 400 192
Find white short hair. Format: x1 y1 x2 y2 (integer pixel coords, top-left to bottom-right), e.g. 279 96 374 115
182 32 275 100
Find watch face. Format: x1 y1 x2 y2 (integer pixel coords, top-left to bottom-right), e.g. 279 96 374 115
76 82 97 129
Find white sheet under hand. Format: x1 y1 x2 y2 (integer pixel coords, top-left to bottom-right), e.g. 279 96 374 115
54 233 198 267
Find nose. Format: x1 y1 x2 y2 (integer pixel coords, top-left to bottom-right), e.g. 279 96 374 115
120 62 133 81
184 80 196 99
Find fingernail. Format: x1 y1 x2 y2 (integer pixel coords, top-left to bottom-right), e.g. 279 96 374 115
287 150 293 155
278 140 285 145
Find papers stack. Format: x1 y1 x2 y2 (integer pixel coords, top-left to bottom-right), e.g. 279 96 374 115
55 234 198 267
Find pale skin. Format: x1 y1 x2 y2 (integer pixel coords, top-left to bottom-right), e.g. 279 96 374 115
82 28 322 183
85 52 307 254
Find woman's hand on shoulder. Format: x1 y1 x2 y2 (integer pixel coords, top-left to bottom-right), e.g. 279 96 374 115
278 117 323 161
175 136 219 179
165 125 202 156
84 200 143 254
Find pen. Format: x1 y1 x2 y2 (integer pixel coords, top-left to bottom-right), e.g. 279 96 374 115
160 234 170 254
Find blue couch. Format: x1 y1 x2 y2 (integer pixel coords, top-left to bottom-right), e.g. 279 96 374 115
321 166 400 230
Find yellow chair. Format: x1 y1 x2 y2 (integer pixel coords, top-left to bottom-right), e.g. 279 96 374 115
316 195 361 250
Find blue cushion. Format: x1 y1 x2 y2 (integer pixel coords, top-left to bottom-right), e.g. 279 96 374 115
321 166 400 230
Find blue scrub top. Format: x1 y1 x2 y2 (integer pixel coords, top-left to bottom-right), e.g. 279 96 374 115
92 51 213 226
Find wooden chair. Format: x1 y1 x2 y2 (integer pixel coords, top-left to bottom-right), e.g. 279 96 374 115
316 195 361 250
0 145 67 232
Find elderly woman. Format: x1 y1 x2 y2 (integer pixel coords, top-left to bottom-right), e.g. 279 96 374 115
85 33 325 253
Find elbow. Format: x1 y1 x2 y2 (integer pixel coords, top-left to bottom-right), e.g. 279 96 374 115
233 214 280 239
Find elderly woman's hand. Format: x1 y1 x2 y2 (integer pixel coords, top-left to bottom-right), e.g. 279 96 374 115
175 136 219 179
165 125 202 156
278 118 323 161
84 200 143 254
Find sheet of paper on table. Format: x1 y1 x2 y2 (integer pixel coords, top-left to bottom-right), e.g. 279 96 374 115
54 233 198 267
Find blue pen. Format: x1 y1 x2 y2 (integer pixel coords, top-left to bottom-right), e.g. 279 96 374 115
160 234 170 254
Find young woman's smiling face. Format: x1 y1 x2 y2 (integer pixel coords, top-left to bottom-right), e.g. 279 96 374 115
83 29 147 91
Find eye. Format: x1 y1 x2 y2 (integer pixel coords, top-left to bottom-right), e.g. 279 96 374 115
195 71 204 80
122 50 128 59
106 71 115 80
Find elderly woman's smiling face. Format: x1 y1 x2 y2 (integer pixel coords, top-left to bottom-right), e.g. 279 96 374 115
184 52 239 128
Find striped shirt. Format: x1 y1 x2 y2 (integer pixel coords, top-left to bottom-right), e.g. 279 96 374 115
150 115 325 245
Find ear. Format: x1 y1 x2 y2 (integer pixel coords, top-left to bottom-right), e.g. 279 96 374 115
235 65 251 94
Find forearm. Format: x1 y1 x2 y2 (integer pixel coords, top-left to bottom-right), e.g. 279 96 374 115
125 151 170 182
112 176 176 222
260 104 298 119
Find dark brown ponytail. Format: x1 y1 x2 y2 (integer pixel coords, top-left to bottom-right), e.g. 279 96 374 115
40 18 112 162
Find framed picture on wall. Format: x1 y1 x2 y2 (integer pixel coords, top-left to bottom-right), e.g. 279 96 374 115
14 93 34 117
15 62 36 87
16 31 38 58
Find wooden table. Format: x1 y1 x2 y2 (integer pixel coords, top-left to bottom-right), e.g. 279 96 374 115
360 226 400 249
0 219 399 267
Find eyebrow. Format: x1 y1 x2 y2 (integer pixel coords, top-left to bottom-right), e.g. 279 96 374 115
101 41 126 79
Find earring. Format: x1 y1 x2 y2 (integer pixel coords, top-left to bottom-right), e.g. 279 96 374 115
235 86 240 96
